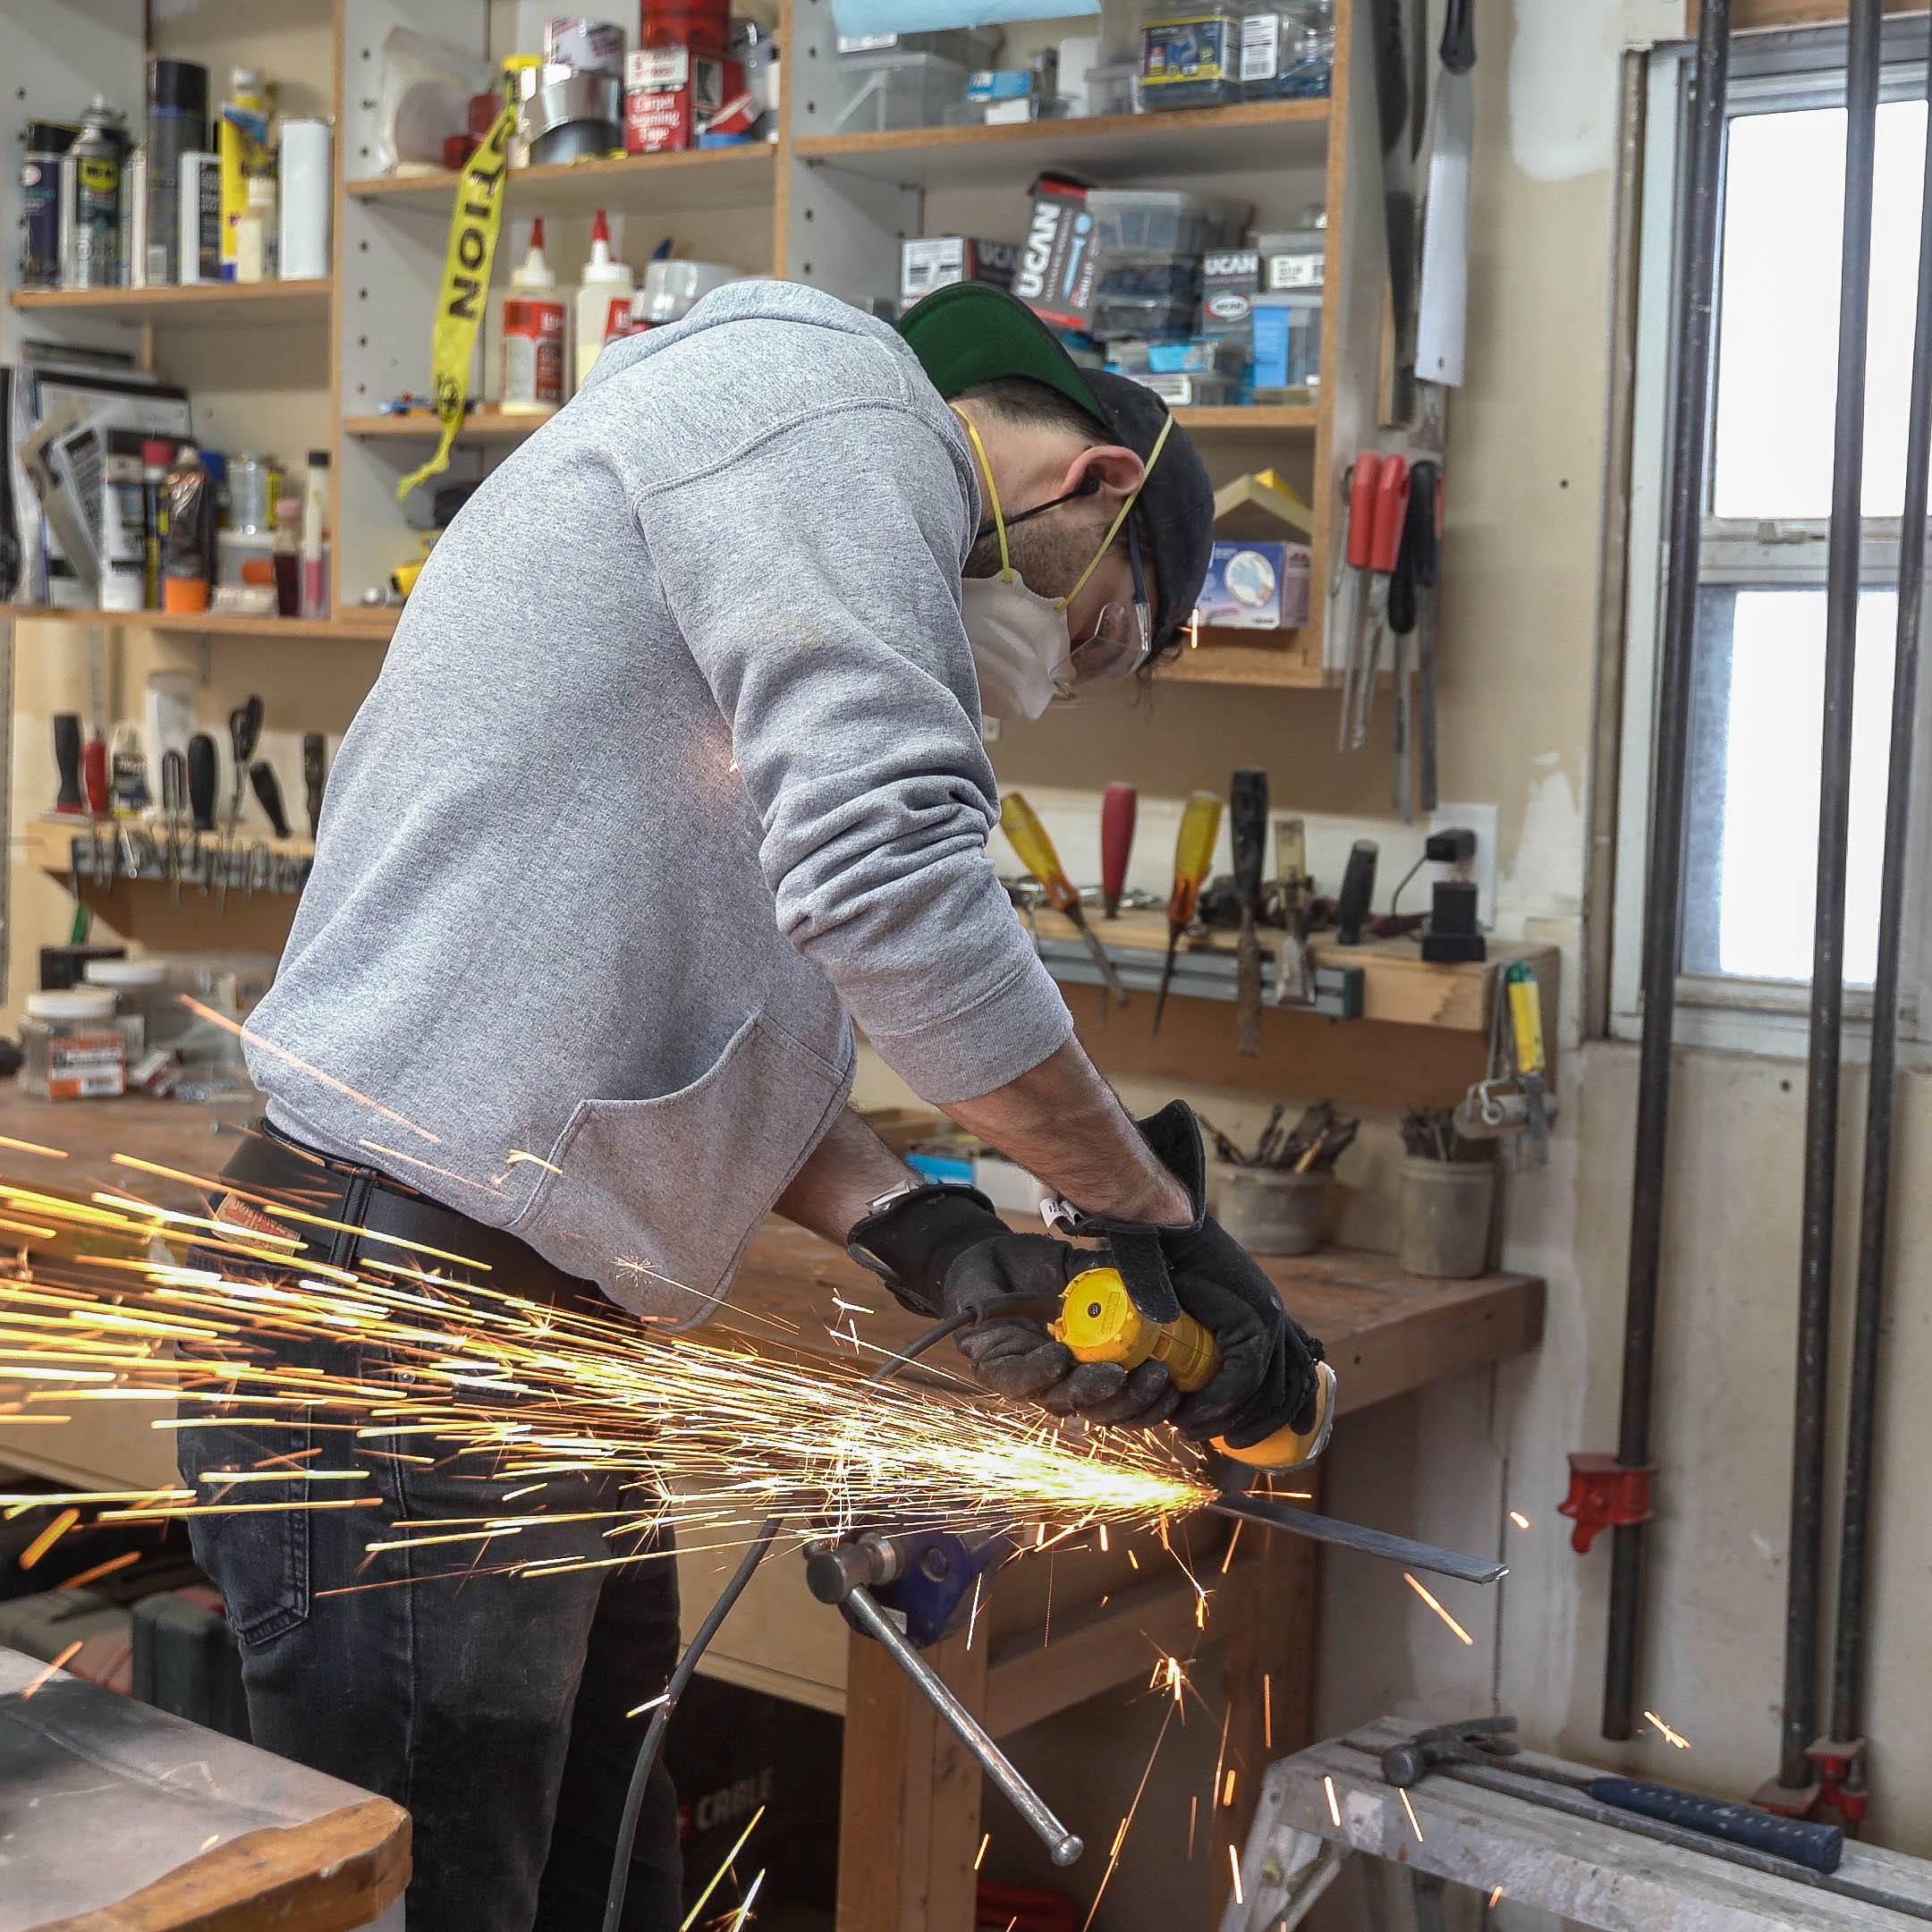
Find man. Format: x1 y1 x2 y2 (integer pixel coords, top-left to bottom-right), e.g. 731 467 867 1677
191 279 1324 1930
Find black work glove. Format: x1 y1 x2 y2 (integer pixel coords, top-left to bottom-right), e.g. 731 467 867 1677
1070 1103 1325 1450
847 1183 1180 1429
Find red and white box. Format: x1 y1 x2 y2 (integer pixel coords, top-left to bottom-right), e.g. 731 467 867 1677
626 45 742 152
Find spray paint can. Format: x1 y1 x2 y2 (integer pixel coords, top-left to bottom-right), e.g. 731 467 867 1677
145 59 209 285
21 122 76 289
59 98 130 290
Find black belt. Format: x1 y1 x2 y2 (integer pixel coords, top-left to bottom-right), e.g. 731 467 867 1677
217 1120 601 1309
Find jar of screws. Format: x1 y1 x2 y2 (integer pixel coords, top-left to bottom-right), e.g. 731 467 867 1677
1398 1108 1497 1278
1202 1100 1357 1256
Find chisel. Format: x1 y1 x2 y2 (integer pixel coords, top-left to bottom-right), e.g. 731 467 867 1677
250 761 292 840
1231 768 1268 1055
1408 461 1444 813
187 733 217 896
1153 790 1224 1035
1100 783 1136 918
301 733 327 839
1000 792 1128 1007
1336 840 1378 946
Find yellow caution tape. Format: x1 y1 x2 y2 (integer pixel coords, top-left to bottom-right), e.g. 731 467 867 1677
398 105 519 502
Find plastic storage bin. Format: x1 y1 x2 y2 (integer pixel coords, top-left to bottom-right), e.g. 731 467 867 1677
1252 289 1321 398
1109 335 1250 377
1091 293 1199 342
1255 208 1327 291
833 50 970 132
1083 61 1140 115
19 987 132 1098
82 956 174 1052
1140 4 1242 109
1240 0 1334 99
1126 370 1236 406
1087 189 1249 256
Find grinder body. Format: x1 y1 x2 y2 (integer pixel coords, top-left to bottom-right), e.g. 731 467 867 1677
1053 1267 1335 1470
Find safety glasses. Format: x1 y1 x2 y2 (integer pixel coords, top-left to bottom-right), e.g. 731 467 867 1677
1056 514 1152 699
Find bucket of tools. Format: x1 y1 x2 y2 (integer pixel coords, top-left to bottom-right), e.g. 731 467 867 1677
1397 1109 1497 1277
1203 1101 1356 1257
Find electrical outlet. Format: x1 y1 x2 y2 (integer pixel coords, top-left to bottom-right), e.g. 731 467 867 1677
1430 802 1498 928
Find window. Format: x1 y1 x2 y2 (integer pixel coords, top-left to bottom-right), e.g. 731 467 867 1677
1610 28 1932 1053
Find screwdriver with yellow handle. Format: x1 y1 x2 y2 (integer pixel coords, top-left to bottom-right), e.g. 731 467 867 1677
1001 792 1129 1007
1053 1265 1337 1470
1152 790 1224 1035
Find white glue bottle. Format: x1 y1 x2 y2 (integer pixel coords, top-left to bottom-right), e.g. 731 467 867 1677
573 209 634 396
502 218 565 412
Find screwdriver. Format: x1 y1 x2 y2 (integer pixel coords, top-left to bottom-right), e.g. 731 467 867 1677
1000 792 1129 1007
1337 453 1381 752
1152 789 1224 1035
1349 455 1411 753
1100 783 1136 918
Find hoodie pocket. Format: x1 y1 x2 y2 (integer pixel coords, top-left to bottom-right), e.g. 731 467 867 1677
514 1013 851 1324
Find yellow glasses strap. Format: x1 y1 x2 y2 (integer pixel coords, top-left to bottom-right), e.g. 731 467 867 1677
951 405 1013 582
1056 412 1173 613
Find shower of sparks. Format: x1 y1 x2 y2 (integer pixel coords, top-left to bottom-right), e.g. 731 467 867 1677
724 1870 763 1930
1263 1674 1273 1749
1398 1787 1425 1843
1209 1704 1233 1830
1228 1845 1243 1905
1188 1793 1199 1857
19 1506 79 1568
680 1807 764 1932
504 1151 564 1176
58 1548 141 1590
1220 1518 1242 1574
0 1134 66 1159
1644 1709 1691 1750
1509 1510 1530 1530
1402 1572 1474 1646
21 1640 82 1697
1489 1885 1505 1909
1081 1698 1178 1932
0 1169 1214 1590
1323 1774 1340 1829
627 1693 668 1720
974 1833 989 1871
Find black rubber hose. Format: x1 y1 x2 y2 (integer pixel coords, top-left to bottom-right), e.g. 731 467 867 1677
599 1308 979 1931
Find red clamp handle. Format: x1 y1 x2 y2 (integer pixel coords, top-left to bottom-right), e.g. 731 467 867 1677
1345 452 1383 571
1368 454 1412 575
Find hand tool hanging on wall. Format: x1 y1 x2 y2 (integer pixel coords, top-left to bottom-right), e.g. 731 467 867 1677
301 733 327 840
1407 460 1445 813
1153 789 1224 1034
1099 783 1136 918
1270 812 1312 1004
187 732 217 897
1231 768 1268 1055
1343 457 1412 753
218 696 263 916
1335 840 1378 946
159 750 186 907
1600 0 1733 1747
1415 0 1475 388
52 716 85 814
249 762 291 840
1000 792 1129 1008
1337 453 1382 748
1365 0 1426 424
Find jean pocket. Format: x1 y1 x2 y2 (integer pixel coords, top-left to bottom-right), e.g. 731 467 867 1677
174 1417 312 1648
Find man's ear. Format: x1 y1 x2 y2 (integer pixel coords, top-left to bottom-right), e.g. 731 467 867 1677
1058 443 1146 503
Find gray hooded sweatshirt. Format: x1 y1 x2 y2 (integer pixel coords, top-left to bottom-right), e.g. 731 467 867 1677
247 281 1073 1323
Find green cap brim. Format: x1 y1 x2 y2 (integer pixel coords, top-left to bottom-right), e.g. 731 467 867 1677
897 283 1110 430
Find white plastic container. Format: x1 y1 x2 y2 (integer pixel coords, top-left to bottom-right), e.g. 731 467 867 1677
503 218 566 411
83 957 174 1052
20 987 130 1098
574 208 634 394
634 257 739 325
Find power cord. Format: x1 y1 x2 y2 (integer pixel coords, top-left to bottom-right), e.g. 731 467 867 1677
600 1303 1002 1931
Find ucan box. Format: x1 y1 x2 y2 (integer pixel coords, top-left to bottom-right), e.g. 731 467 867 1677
1011 175 1097 331
899 236 1020 307
1198 538 1312 631
626 45 741 151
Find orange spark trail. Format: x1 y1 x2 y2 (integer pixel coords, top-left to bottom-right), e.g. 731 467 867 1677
1403 1572 1474 1645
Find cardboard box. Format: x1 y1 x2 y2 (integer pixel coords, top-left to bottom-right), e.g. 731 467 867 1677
626 46 741 153
1011 174 1097 331
1199 538 1312 631
1201 250 1260 335
900 235 1020 307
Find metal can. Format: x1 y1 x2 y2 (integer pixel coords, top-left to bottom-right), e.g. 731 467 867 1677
544 18 628 72
227 454 280 534
21 122 75 288
60 98 129 290
123 143 149 288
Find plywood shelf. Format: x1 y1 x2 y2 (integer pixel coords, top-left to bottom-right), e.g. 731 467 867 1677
0 605 394 642
345 409 555 444
1174 403 1319 432
23 815 316 873
347 144 776 216
9 278 331 325
795 97 1329 190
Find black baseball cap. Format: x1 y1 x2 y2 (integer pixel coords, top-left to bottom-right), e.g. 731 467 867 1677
897 282 1216 653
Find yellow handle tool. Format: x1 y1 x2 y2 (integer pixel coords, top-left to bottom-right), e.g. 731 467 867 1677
1152 791 1224 1034
1505 961 1546 1075
1001 792 1129 1007
1053 1266 1336 1470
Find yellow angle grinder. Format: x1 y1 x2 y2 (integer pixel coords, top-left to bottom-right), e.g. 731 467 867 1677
1053 1266 1337 1470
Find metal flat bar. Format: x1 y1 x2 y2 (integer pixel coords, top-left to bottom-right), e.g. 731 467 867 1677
1208 1491 1504 1586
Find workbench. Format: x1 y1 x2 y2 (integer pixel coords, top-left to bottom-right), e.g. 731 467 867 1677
0 1090 1545 1930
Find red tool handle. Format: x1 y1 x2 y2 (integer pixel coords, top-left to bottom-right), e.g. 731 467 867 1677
80 736 110 817
1368 454 1412 575
1345 453 1383 571
1100 783 1136 915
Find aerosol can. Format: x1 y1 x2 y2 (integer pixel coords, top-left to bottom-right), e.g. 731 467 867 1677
60 97 129 289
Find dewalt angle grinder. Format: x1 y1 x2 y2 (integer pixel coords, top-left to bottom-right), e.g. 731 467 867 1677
1052 1265 1336 1471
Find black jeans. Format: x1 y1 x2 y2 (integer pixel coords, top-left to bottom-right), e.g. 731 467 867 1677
178 1292 684 1931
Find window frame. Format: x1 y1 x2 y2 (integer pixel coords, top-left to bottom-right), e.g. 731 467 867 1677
1609 28 1932 1059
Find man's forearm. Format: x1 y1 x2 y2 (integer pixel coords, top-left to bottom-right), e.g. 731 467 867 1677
772 1106 916 1249
941 1038 1189 1225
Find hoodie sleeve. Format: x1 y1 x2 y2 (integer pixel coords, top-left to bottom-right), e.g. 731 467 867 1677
633 399 1075 1105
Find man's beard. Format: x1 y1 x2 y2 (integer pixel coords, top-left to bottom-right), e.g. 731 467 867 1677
963 506 1117 600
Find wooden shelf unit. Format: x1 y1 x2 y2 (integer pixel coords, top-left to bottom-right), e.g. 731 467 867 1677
346 142 778 216
0 605 394 642
8 277 332 325
344 408 557 443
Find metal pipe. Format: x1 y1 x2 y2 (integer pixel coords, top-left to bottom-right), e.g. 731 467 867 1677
1602 0 1731 1744
1829 4 1932 1762
1209 1491 1506 1587
1784 0 1883 1792
843 1583 1085 1867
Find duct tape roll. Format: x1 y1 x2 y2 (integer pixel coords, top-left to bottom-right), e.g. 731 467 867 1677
277 118 332 282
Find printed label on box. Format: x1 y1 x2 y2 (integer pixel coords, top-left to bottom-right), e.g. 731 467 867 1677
1013 182 1097 330
1199 538 1313 631
1141 15 1234 87
48 1031 126 1099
